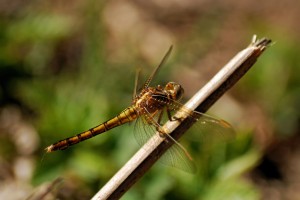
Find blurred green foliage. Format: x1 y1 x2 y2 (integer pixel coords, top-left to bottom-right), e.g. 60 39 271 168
1 1 299 200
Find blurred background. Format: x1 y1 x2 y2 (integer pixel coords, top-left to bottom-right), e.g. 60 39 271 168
0 0 299 199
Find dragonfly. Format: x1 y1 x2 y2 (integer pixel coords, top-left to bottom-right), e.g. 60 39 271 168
45 46 234 173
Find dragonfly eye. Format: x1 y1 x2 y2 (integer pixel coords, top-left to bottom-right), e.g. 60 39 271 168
165 82 184 100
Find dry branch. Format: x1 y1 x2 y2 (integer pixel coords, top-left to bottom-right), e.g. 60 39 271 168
91 36 272 200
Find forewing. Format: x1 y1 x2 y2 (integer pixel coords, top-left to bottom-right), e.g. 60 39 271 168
152 96 235 141
188 111 235 142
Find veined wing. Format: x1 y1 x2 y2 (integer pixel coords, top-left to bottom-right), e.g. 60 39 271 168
151 93 235 140
133 93 234 173
142 46 173 89
134 113 197 173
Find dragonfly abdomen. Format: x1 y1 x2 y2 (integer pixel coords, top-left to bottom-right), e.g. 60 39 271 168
45 106 138 152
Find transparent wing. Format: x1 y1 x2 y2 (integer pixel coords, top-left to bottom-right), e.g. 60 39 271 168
133 94 235 173
151 94 235 141
134 112 196 173
134 114 157 147
160 142 197 173
143 46 173 88
189 110 235 142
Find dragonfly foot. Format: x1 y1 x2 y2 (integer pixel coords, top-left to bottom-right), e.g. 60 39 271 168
158 130 167 138
171 116 184 122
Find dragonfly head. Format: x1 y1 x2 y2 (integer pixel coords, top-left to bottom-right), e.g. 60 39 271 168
164 82 184 100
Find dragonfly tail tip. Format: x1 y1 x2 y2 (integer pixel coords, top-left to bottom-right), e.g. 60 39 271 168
45 145 54 153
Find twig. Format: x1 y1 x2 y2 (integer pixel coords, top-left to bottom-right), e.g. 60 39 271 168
91 36 272 200
26 177 63 200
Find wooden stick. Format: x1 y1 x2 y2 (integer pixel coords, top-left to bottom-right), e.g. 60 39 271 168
91 36 272 200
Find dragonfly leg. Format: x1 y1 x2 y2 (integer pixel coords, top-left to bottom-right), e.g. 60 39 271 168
143 109 166 138
143 109 194 161
166 107 184 122
145 111 194 161
156 110 167 138
157 109 164 126
145 110 159 125
155 108 181 139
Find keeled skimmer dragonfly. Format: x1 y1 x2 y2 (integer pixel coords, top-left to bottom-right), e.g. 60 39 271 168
45 46 233 172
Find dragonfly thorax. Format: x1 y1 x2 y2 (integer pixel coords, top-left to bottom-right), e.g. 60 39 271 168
163 82 184 101
132 82 184 115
